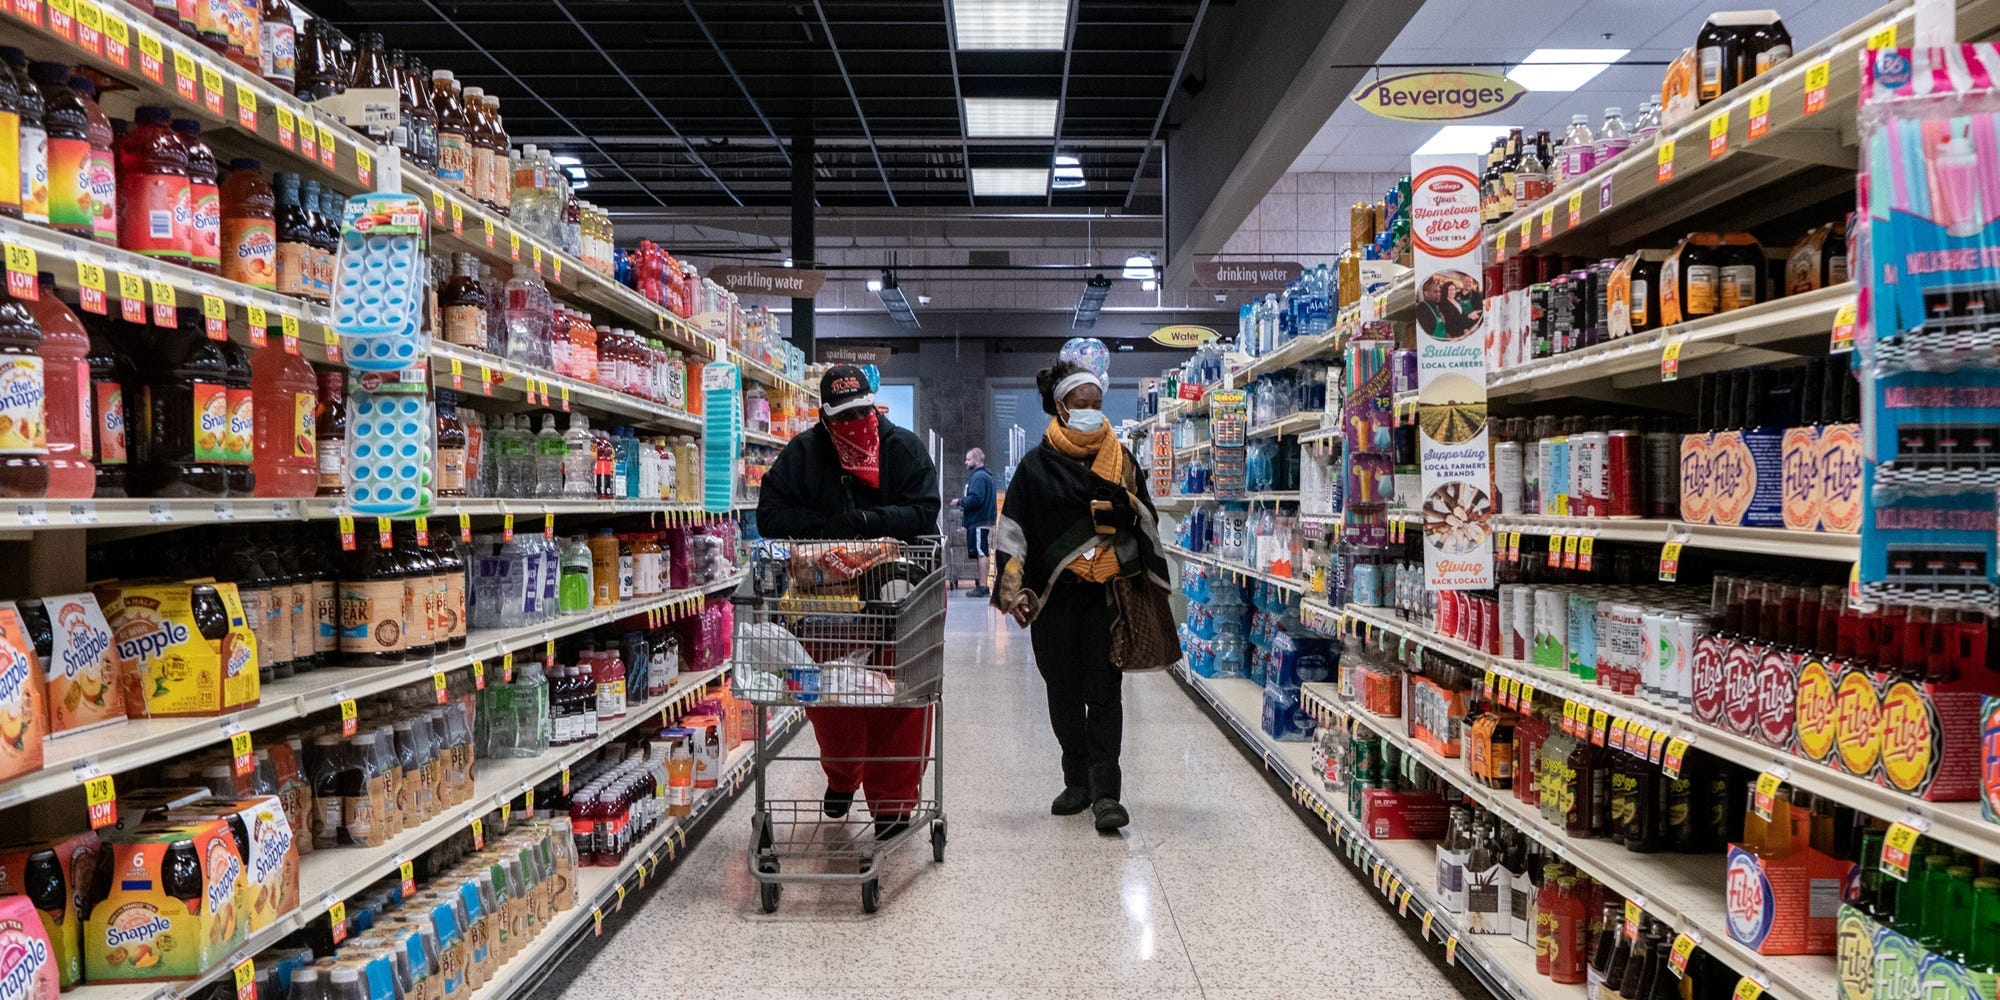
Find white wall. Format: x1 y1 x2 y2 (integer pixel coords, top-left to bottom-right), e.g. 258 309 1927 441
1217 171 1407 268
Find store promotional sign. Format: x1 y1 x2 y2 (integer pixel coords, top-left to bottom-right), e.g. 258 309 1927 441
816 343 891 367
1411 153 1493 589
1150 325 1218 348
1352 69 1527 122
1192 260 1304 290
706 265 828 298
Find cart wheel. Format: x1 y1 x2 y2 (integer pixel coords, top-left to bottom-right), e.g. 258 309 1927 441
931 820 947 862
760 881 781 913
861 878 879 914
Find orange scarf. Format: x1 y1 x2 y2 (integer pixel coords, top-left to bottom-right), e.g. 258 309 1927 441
1045 417 1128 582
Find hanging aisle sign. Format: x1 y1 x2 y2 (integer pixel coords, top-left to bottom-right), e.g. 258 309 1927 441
1410 153 1494 589
1353 69 1528 122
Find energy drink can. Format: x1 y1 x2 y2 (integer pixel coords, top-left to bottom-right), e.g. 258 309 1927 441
1606 429 1642 518
1644 427 1680 519
1573 431 1609 517
1494 440 1524 516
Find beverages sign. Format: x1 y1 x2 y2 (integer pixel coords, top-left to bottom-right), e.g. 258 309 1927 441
706 265 828 298
1192 260 1304 290
1352 69 1527 122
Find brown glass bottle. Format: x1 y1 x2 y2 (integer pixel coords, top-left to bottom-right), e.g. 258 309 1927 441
258 0 297 93
347 34 393 146
337 526 407 666
314 365 345 496
395 524 437 659
400 55 438 173
430 70 472 195
430 528 466 649
440 253 488 349
1563 721 1607 838
435 389 466 498
298 19 344 101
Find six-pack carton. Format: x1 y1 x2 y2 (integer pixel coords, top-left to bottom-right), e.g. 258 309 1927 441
0 895 59 1000
84 821 245 981
0 607 46 783
16 595 123 736
161 797 298 934
96 581 260 718
1724 843 1853 955
0 831 102 991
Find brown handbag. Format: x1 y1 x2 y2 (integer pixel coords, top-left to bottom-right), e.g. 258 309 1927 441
1109 575 1180 672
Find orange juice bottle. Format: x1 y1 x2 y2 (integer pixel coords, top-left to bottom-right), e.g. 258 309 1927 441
665 740 692 817
251 337 315 496
220 159 276 290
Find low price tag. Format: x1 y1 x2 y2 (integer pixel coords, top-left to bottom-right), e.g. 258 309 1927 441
1567 190 1583 228
1880 820 1923 882
202 293 227 339
339 697 357 737
1660 335 1684 381
469 817 484 850
1734 977 1764 1000
502 513 515 542
233 957 255 1000
246 304 267 346
398 859 415 895
1751 771 1782 822
1609 717 1630 751
1831 298 1858 354
433 671 448 704
471 659 486 691
1656 139 1676 183
1707 111 1730 159
337 514 356 551
1590 709 1609 747
1538 205 1555 242
4 244 38 300
84 774 116 829
328 900 347 944
459 512 472 542
1748 90 1771 140
1669 933 1698 978
118 272 146 323
1662 737 1690 779
1624 898 1643 939
1804 60 1830 115
1562 533 1580 569
150 279 176 327
1659 541 1684 582
230 730 253 777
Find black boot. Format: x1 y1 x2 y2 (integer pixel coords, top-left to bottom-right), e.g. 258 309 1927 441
823 787 855 818
1092 798 1129 832
1050 787 1091 815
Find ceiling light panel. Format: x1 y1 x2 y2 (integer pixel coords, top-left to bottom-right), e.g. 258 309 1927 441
965 98 1059 137
1505 47 1629 92
953 0 1067 50
1414 125 1515 155
970 168 1050 197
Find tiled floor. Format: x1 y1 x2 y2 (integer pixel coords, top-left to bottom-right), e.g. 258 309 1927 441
540 591 1478 999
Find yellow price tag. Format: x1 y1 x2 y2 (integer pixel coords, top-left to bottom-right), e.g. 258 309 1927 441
1748 89 1772 140
328 900 347 934
75 259 104 290
1662 737 1690 778
1566 190 1583 227
1733 978 1764 1000
1669 933 1698 977
1538 204 1555 240
200 64 223 96
1880 820 1923 881
280 313 300 338
1752 771 1783 821
172 48 196 82
84 775 114 806
356 148 372 174
1659 540 1685 582
1707 110 1730 158
1609 717 1630 748
471 659 486 690
202 293 225 321
1655 139 1676 183
117 272 144 300
246 304 267 329
433 671 448 704
1804 60 1831 114
233 957 255 1000
149 279 177 310
1867 23 1898 49
1519 680 1535 707
1661 335 1684 380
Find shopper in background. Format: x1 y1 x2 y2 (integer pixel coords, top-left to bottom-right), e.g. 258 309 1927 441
992 359 1176 832
757 364 941 839
952 447 997 597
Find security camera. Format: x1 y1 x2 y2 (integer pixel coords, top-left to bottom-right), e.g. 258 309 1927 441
918 295 931 305
1213 292 1228 303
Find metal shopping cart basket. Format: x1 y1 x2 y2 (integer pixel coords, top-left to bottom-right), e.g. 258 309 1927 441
733 536 948 913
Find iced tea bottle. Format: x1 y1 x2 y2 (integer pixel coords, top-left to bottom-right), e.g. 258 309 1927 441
173 119 220 274
5 53 45 228
339 529 408 666
435 389 466 498
431 70 472 195
29 62 87 237
251 336 316 497
482 96 509 211
30 275 92 498
116 107 190 266
273 173 314 298
135 309 227 496
0 290 46 497
220 340 254 494
314 365 345 495
0 58 21 220
258 0 297 93
221 159 276 289
83 313 131 496
440 253 488 348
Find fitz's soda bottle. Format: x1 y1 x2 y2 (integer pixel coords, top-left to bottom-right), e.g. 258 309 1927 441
251 337 316 497
135 309 228 497
116 107 191 266
0 290 46 496
29 275 92 498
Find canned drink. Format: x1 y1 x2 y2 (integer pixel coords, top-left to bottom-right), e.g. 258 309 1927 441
1351 562 1382 607
1511 585 1536 663
1644 430 1680 519
1672 613 1711 712
1465 592 1484 650
1533 588 1568 672
786 664 821 704
1567 593 1600 681
1494 441 1524 516
1547 436 1573 516
1482 593 1501 654
1606 429 1642 518
1641 611 1671 705
1602 603 1646 696
1440 589 1463 642
1573 431 1609 518
1498 585 1521 660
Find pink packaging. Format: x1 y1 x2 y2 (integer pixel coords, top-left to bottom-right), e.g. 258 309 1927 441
0 895 59 1000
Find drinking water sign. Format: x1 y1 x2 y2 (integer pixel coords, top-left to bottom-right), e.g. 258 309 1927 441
1352 69 1527 122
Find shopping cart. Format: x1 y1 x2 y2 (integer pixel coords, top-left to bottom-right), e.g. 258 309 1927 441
733 537 948 913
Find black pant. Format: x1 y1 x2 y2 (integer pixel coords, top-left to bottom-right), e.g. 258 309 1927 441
1029 575 1122 801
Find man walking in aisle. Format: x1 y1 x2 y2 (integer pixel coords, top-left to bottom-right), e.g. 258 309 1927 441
953 448 996 597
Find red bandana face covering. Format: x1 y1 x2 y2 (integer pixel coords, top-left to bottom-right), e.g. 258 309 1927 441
827 413 882 488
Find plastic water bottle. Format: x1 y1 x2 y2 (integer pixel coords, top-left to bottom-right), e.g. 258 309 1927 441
563 415 593 496
503 263 552 369
1596 106 1631 163
1562 114 1596 180
535 415 565 498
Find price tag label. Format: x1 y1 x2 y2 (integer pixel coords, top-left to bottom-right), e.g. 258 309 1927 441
1445 935 1459 967
615 884 626 911
355 148 372 187
280 312 300 353
105 11 133 68
1880 820 1923 881
1590 709 1609 747
1805 60 1830 115
202 293 227 340
275 106 295 150
1624 898 1643 939
200 64 225 116
117 271 146 323
510 232 521 262
171 47 197 101
451 202 463 235
1518 217 1531 249
328 899 347 944
1561 700 1579 736
1519 680 1535 709
66 502 95 525
298 118 316 160
75 0 101 53
459 512 472 543
469 817 484 850
592 907 603 937
1708 111 1730 159
337 514 356 551
553 257 562 283
12 502 44 526
1867 23 1898 49
1538 204 1555 242
1733 978 1764 1000
244 304 268 348
1648 728 1669 764
1663 737 1690 779
471 659 485 691
1748 89 1771 140
1670 933 1698 977
1562 533 1580 569
84 774 116 829
235 83 257 130
523 786 534 817
561 386 571 411
137 27 165 83
561 767 571 796
502 513 515 542
431 189 446 225
4 245 37 301
1420 910 1435 940
398 858 415 895
233 957 255 1000
1656 139 1676 183
1609 717 1630 751
1505 530 1521 562
1751 771 1782 822
532 244 543 273
499 801 510 824
1482 670 1496 702
433 671 448 704
317 125 337 170
484 219 495 249
149 279 177 327
544 512 555 539
230 730 253 777
1577 535 1594 572
1660 335 1684 381
339 697 357 737
1831 298 1858 354
1659 541 1684 582
376 516 393 549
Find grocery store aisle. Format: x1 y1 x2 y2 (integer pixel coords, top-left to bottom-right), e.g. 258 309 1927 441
539 591 1471 1000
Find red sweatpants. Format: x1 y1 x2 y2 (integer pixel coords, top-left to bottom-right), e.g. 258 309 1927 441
806 705 931 820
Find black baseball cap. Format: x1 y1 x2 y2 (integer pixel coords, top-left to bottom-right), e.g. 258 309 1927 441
820 364 876 419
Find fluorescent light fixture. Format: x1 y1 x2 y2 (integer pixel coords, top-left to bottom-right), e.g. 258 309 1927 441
952 0 1066 50
877 275 919 329
1074 274 1112 328
551 154 583 166
1142 279 1157 292
1052 153 1085 190
1122 253 1156 280
1414 125 1514 156
970 168 1049 197
1505 47 1629 92
866 279 884 292
965 97 1059 137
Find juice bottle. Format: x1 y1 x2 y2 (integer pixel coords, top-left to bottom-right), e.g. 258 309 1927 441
69 78 115 246
440 253 487 348
251 337 316 496
314 365 345 495
316 187 343 299
481 95 509 211
135 309 227 496
0 291 47 497
194 0 230 58
588 528 618 606
0 57 22 220
666 740 692 817
83 313 131 497
220 340 254 494
173 119 220 274
29 275 93 498
28 62 86 237
116 107 190 266
273 173 312 297
1551 875 1588 984
431 529 466 649
434 389 466 498
220 159 276 289
4 52 46 227
257 0 296 93
463 86 495 210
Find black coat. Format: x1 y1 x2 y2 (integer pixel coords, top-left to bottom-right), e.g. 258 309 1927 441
756 413 941 543
956 465 996 528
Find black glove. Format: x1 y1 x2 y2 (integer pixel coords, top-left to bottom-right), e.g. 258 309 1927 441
1092 501 1139 532
840 508 886 538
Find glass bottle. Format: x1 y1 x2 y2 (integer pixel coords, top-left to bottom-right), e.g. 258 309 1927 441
314 365 345 496
346 33 393 144
435 389 466 498
440 252 488 348
431 70 471 194
258 0 297 93
1968 876 2000 972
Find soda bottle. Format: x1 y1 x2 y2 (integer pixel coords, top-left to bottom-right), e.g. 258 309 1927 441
0 290 46 497
3 52 44 227
30 275 92 498
257 0 296 92
314 365 344 495
251 336 315 497
220 158 276 289
117 107 190 265
66 77 115 246
173 119 220 274
220 340 254 494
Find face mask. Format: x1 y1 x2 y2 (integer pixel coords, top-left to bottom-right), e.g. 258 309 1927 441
826 414 882 488
1063 408 1105 432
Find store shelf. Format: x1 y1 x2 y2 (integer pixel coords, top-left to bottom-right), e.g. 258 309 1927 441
1300 683 1829 1000
0 496 730 533
1489 516 1859 562
1236 331 1344 384
426 341 705 431
1152 493 1211 509
1173 442 1213 460
1165 544 1306 594
1319 601 2000 864
1488 285 1853 402
1172 666 1573 1000
1247 411 1330 440
1490 0 2000 258
0 573 746 812
1244 491 1302 503
744 429 794 450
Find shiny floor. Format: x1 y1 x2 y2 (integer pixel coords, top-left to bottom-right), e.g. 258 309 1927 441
541 591 1477 1000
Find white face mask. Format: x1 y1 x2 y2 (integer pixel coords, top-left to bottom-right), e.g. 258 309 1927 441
1063 408 1105 432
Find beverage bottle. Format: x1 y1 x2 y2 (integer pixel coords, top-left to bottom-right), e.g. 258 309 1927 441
0 57 19 221
1498 127 1523 217
346 34 393 144
1633 100 1662 144
434 389 466 498
273 172 313 297
193 0 230 58
1597 107 1632 163
295 176 324 297
30 62 87 237
220 159 276 289
0 291 44 498
172 119 220 274
431 70 471 194
116 107 190 266
441 252 488 348
30 275 92 497
1969 877 2000 971
461 405 485 497
229 0 260 76
1479 138 1503 223
588 528 618 606
3 52 44 227
398 525 437 659
432 529 467 649
535 413 564 498
250 336 315 496
69 77 115 245
562 414 592 495
84 313 131 496
558 534 592 613
258 0 297 93
503 264 551 369
219 340 254 494
314 365 345 495
1550 874 1588 984
1562 115 1596 181
1585 897 1619 1000
1918 854 1953 949
549 306 573 377
465 86 499 210
133 310 226 496
339 530 407 666
316 186 343 299
482 95 510 211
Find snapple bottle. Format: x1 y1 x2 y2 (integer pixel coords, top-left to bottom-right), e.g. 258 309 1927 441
116 107 191 266
68 77 116 246
220 341 254 494
173 120 219 274
29 274 93 498
220 159 276 290
251 336 316 497
0 290 46 497
135 308 228 496
84 313 132 496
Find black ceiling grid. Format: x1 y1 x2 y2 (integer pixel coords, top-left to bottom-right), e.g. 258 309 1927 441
311 0 1203 212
